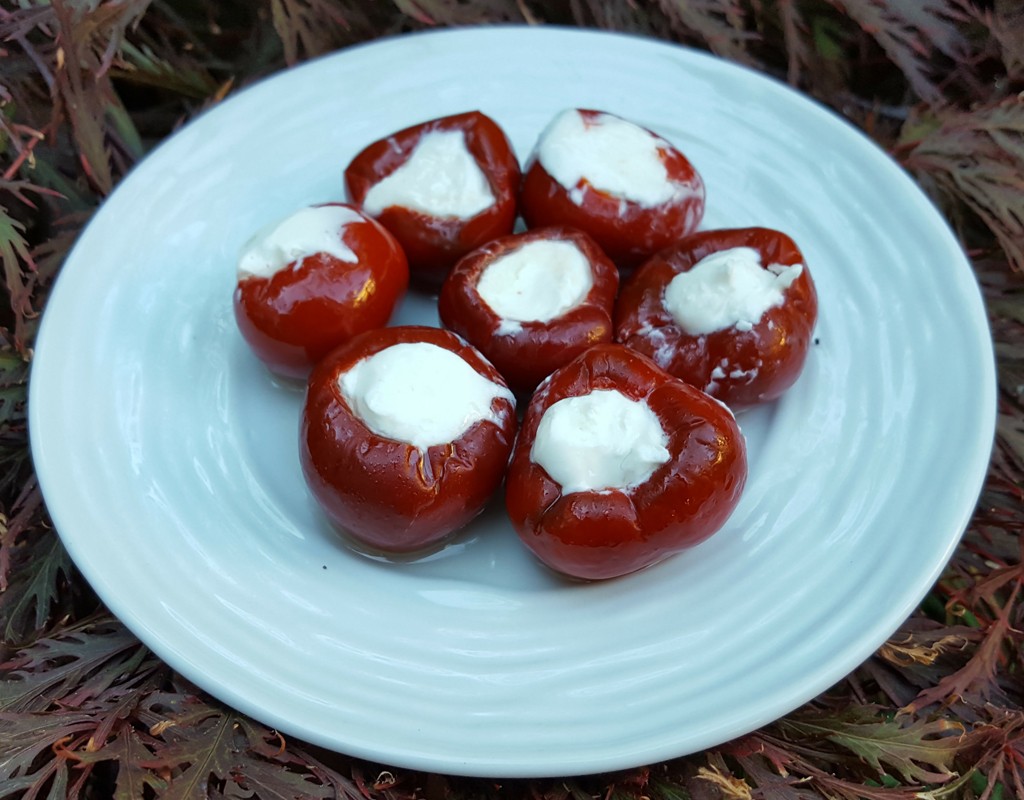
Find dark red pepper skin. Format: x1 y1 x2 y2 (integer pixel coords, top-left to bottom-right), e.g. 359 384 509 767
344 111 520 289
518 109 704 270
233 203 408 379
505 344 747 581
300 325 517 554
437 226 619 396
615 227 818 409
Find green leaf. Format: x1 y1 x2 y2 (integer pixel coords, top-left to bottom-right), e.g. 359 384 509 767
645 779 693 800
0 644 166 798
65 726 168 800
42 759 70 800
105 98 145 162
51 20 115 195
904 581 1022 714
0 205 34 331
825 0 969 103
114 739 167 800
113 39 221 99
269 0 397 65
779 710 962 784
0 348 31 498
0 620 142 713
0 710 96 796
812 15 846 61
0 531 74 645
233 762 334 800
156 714 238 800
653 0 753 63
901 99 1024 272
135 695 302 799
0 347 29 431
48 0 151 195
15 156 93 213
115 692 340 798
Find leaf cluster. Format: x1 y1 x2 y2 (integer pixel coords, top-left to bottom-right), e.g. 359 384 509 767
1 1 1022 798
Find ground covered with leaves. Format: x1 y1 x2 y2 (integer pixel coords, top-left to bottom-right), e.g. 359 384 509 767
1 1 1022 798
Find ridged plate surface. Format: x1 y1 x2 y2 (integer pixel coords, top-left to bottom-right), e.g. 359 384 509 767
30 27 995 777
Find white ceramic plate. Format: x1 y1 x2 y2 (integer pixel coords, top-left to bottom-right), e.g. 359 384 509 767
30 27 995 777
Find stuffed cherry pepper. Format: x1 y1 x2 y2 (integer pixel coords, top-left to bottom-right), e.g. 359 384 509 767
519 109 704 270
233 203 408 379
616 227 818 408
344 111 520 288
437 226 618 395
300 325 517 555
505 344 746 581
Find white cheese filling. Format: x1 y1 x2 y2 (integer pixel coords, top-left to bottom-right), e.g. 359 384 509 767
339 342 512 451
476 239 593 324
361 130 496 219
663 247 804 335
530 389 670 494
536 109 677 208
237 205 360 280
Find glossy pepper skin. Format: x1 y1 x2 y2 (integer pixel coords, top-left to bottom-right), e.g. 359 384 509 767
615 227 818 409
300 325 517 555
519 109 704 270
437 226 619 396
344 111 521 289
505 344 747 581
233 203 408 379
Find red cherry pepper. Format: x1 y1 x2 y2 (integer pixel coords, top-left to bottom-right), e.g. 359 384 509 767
505 344 747 581
300 325 517 555
233 203 408 379
344 111 520 289
519 109 704 270
437 226 619 395
615 227 818 408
